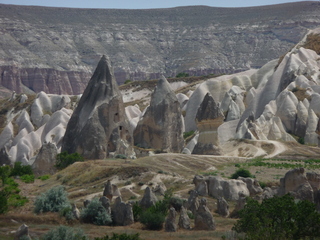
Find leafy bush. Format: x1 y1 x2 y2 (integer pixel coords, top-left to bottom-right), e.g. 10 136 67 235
41 225 88 240
0 191 8 213
59 206 75 221
183 130 194 139
0 165 10 186
140 210 166 230
132 202 143 222
124 79 132 84
139 190 172 230
94 233 141 240
38 175 50 181
10 162 33 177
55 151 84 170
34 186 70 214
80 198 112 225
233 194 320 240
20 174 35 183
176 72 190 78
298 137 305 145
230 168 253 179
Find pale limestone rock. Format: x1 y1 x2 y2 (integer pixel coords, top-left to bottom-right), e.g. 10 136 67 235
178 206 191 230
32 142 57 176
238 177 263 196
194 198 215 230
111 197 134 226
140 186 158 209
216 197 229 217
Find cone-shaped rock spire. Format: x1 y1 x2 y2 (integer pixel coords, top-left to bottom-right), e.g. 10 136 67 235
133 76 184 152
61 55 135 159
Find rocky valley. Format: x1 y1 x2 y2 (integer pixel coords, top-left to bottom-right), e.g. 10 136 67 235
1 2 320 240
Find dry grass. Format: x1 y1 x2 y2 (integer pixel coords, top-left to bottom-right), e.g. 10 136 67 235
302 33 320 55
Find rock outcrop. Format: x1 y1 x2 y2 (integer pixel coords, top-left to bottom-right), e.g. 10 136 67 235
178 206 191 230
61 55 135 159
194 198 215 230
238 177 263 196
140 187 158 209
192 93 224 155
32 142 58 176
72 203 80 220
216 197 229 217
14 224 31 240
111 197 134 226
165 207 177 232
99 196 111 215
133 76 184 152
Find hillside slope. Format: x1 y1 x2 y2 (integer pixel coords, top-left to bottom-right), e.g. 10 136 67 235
0 2 320 94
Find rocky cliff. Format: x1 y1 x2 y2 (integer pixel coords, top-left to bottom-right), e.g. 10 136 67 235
0 2 320 94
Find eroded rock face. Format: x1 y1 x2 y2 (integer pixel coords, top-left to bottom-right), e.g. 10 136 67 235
216 197 229 217
61 55 135 159
194 198 215 230
32 142 58 176
238 177 263 196
279 168 313 202
140 187 158 209
178 206 191 230
165 207 177 232
14 224 31 240
111 197 134 226
133 76 184 153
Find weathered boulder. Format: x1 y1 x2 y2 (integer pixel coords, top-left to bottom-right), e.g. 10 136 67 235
103 180 113 201
193 175 208 196
61 55 135 159
140 187 158 209
207 176 250 201
32 142 58 176
216 197 229 217
187 189 199 214
178 206 191 230
165 207 177 232
0 147 12 166
238 177 263 196
279 168 313 202
72 203 80 220
133 76 184 153
111 197 134 226
261 187 278 200
194 198 215 230
99 196 111 215
14 224 31 240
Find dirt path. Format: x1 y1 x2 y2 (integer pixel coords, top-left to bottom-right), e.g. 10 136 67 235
263 140 288 158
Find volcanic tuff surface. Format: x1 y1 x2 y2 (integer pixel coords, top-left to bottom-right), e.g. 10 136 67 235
0 2 320 95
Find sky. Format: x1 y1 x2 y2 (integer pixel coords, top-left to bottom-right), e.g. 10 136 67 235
0 0 313 9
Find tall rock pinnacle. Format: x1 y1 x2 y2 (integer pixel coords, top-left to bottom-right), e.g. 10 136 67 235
133 76 184 152
61 55 135 159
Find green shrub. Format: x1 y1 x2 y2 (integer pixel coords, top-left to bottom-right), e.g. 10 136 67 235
183 130 194 139
0 191 8 213
169 196 185 211
94 233 141 240
230 168 253 179
176 72 190 78
233 194 320 240
298 137 305 145
41 225 88 240
20 174 35 183
80 198 111 225
115 154 127 159
34 186 70 214
59 206 75 221
0 165 10 186
38 175 50 181
140 210 166 230
132 202 143 222
10 162 33 177
55 151 84 170
124 79 132 84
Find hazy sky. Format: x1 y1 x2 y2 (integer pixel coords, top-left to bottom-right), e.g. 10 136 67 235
0 0 312 9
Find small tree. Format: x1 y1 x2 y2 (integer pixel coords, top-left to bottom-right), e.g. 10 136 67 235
10 162 33 177
55 151 84 170
233 194 320 240
230 168 253 179
34 186 70 214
